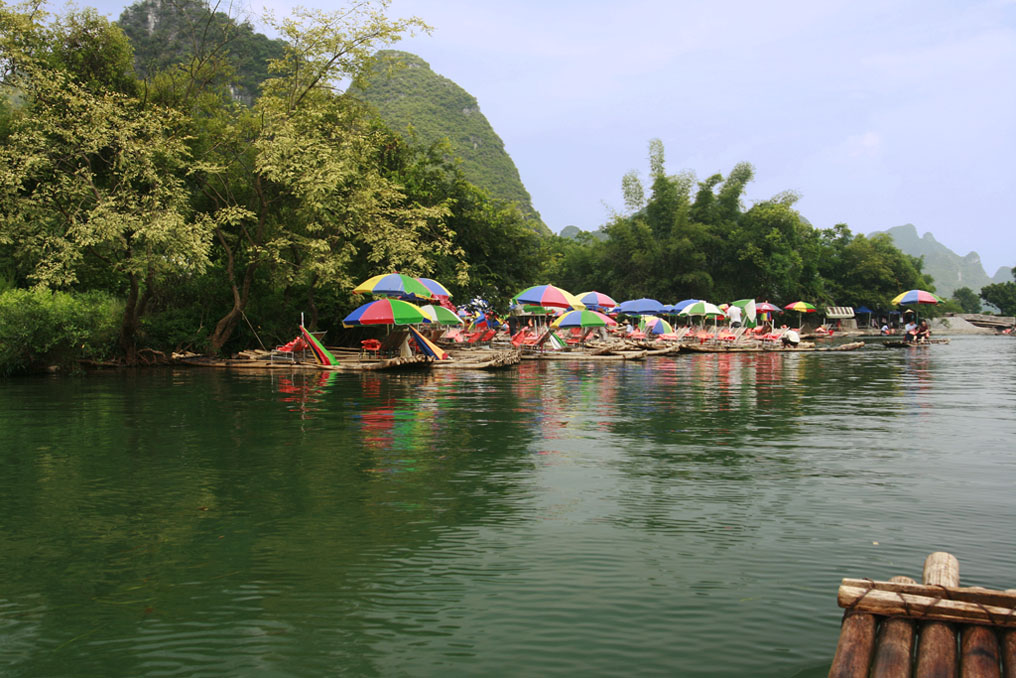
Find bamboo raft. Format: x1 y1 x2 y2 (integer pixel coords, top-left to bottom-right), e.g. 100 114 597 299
522 349 647 361
883 338 952 348
433 348 522 370
829 551 1016 678
681 341 867 354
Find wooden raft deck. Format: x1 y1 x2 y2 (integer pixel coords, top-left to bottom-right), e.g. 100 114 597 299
829 552 1016 678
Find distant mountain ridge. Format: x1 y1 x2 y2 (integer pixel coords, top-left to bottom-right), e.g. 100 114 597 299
877 224 1012 298
354 51 548 234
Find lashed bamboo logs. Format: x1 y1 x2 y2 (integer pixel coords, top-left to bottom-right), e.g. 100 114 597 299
836 583 1016 627
916 551 960 678
829 611 877 678
871 576 919 678
961 625 1000 678
1004 591 1016 678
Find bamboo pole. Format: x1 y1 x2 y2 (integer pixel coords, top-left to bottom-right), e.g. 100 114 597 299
829 612 877 678
836 587 1016 627
916 552 960 678
960 625 1000 678
839 580 1016 609
1002 591 1016 678
871 576 919 678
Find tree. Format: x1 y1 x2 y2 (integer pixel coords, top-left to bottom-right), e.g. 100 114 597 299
173 1 434 350
0 6 211 361
980 268 1016 316
951 287 982 314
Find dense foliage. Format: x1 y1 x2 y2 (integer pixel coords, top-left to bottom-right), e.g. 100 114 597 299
544 140 934 311
0 289 122 374
980 269 1016 316
0 0 546 371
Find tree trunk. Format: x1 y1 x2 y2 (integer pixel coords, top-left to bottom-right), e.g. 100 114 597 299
209 258 257 353
307 276 319 329
119 273 140 365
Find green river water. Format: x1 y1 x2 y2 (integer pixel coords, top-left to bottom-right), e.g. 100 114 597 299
1 336 1014 677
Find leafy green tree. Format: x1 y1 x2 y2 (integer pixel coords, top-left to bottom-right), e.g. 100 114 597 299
49 7 139 96
980 268 1016 315
0 6 211 361
952 286 982 313
169 2 434 350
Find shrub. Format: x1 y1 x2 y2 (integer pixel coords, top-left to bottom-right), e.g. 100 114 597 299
0 289 123 375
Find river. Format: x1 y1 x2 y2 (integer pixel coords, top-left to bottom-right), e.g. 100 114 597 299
1 336 1014 677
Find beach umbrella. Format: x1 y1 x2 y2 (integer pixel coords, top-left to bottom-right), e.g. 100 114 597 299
577 291 618 310
551 309 617 329
755 301 782 326
617 298 664 315
783 301 817 328
419 304 464 325
342 298 429 327
416 277 452 298
678 301 725 317
891 289 944 306
640 315 674 335
673 298 701 313
513 284 585 309
353 273 434 300
730 299 757 324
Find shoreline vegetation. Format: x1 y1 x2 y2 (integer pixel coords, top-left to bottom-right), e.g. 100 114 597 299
2 1 1015 376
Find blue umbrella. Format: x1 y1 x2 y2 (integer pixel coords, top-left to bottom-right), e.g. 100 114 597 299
617 298 664 315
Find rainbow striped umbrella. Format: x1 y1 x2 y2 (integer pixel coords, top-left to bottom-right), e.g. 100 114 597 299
551 309 617 328
891 289 944 305
783 301 817 313
756 302 782 314
513 284 585 309
577 291 618 310
353 273 434 300
343 298 428 326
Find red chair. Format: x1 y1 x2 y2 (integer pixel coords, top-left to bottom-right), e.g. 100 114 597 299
360 339 381 359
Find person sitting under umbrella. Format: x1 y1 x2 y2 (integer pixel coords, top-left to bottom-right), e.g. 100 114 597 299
904 317 918 342
915 319 931 343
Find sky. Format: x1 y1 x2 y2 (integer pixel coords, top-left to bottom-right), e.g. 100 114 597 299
82 0 1015 274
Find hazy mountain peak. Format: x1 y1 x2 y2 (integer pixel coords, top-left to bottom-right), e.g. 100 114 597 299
878 224 1009 297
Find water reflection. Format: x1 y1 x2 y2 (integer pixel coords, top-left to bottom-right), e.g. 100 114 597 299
2 340 1015 677
273 371 336 419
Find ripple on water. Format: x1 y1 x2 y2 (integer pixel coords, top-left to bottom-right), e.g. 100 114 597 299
0 338 1014 677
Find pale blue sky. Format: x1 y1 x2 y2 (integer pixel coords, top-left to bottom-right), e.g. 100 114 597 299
80 0 1015 274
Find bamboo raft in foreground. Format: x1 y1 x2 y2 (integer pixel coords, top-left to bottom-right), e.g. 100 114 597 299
829 551 1016 678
